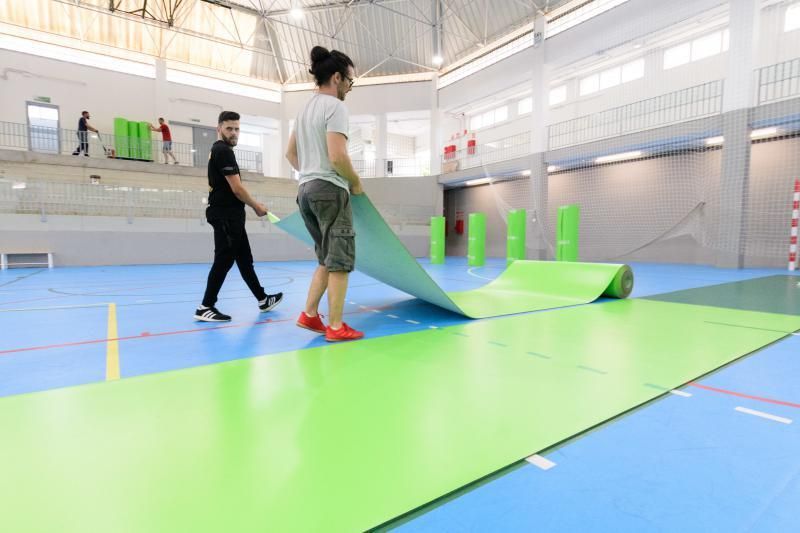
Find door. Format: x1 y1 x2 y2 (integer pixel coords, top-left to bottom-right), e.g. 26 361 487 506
26 102 60 154
192 126 217 168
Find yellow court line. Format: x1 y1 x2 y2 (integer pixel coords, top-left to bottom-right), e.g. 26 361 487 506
106 303 120 381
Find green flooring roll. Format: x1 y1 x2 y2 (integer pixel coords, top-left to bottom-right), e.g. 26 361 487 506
430 216 445 264
506 209 526 265
127 121 140 159
273 195 633 318
467 212 486 267
556 204 580 262
138 122 152 161
113 118 129 159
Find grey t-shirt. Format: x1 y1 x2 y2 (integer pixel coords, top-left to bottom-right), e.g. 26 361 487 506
295 94 350 192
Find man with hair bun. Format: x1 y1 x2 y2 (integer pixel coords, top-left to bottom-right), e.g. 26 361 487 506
286 45 365 342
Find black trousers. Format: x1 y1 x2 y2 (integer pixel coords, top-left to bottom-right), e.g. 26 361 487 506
202 209 266 307
73 131 89 155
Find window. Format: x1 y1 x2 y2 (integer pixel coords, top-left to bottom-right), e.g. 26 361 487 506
599 66 621 90
518 97 533 115
691 32 722 61
663 29 729 70
663 42 691 69
470 115 483 130
549 85 567 105
580 74 599 95
621 58 645 82
786 3 800 32
469 105 509 130
546 0 631 38
238 132 261 147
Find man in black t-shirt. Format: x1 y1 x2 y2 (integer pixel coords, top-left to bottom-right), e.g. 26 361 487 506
72 110 98 156
195 111 283 322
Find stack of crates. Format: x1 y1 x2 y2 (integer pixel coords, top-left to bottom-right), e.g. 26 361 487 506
113 118 153 161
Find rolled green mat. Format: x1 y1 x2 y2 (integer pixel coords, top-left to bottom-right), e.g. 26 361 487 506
138 121 152 161
127 121 140 159
556 204 580 262
430 216 445 264
467 212 486 267
114 118 129 158
602 264 634 298
506 208 526 266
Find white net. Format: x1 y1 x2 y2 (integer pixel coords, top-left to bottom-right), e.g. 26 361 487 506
451 0 800 269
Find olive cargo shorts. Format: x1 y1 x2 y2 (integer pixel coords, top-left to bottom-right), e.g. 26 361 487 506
297 179 356 272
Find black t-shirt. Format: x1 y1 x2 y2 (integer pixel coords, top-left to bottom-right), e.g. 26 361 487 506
207 140 244 212
78 117 87 131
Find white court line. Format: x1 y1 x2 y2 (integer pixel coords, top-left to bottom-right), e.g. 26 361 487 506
0 302 112 313
526 454 557 470
371 309 381 313
735 406 792 425
359 305 368 309
467 268 495 281
406 320 421 325
136 299 153 303
387 314 399 319
669 390 693 398
429 325 439 329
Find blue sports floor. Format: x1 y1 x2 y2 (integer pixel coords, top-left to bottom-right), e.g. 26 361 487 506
1 259 798 532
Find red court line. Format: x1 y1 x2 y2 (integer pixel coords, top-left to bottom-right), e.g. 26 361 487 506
0 305 396 356
689 382 800 409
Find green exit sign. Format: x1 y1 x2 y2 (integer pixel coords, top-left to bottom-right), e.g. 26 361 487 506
34 96 51 103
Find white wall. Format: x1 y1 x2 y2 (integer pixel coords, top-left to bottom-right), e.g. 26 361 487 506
0 48 281 141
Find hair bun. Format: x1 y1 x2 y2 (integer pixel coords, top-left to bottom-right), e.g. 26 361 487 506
310 46 331 65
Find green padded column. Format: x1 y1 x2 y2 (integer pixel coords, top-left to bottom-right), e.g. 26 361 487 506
467 212 487 267
556 204 580 262
127 120 140 159
138 122 152 161
430 216 445 264
506 208 526 265
113 118 129 159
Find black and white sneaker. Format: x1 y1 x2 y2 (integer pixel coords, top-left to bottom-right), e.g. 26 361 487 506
194 306 231 322
259 292 283 313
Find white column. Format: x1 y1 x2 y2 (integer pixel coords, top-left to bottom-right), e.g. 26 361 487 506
723 0 760 112
376 113 388 177
430 76 442 176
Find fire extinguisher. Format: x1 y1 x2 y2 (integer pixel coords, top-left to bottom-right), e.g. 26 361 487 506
455 210 465 235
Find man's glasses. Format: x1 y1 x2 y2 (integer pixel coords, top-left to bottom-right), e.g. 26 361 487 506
344 75 354 88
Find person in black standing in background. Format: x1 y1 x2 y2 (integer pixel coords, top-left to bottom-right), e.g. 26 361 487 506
72 110 98 156
195 111 283 322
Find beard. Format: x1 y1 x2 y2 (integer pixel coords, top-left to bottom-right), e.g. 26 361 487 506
221 134 238 146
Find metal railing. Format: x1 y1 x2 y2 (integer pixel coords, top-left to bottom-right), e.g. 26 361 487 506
441 132 531 173
757 57 800 106
350 159 376 178
548 80 724 149
0 121 263 173
0 180 296 221
385 158 430 177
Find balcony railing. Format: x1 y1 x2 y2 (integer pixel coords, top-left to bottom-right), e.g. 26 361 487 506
441 132 531 173
548 80 724 150
757 57 800 106
0 121 263 173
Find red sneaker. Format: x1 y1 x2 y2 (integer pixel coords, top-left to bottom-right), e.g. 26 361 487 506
296 312 326 334
325 323 364 342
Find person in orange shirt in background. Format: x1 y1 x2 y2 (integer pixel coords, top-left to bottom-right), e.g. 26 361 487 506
149 117 179 165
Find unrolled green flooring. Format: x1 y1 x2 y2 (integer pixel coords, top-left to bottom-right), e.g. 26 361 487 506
273 195 632 318
1 299 798 532
645 275 800 315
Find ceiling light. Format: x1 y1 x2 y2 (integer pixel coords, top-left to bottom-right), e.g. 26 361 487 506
432 55 444 67
465 178 492 186
750 127 778 139
547 165 559 172
595 150 643 164
290 7 304 20
705 136 724 146
521 169 531 176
